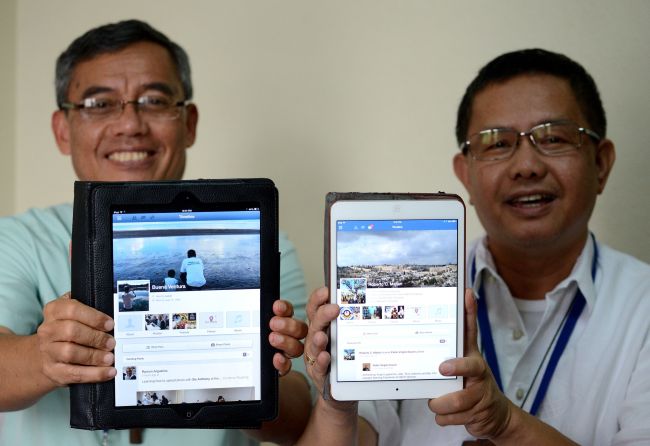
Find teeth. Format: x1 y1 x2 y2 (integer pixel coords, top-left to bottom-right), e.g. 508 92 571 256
108 151 149 162
516 194 544 203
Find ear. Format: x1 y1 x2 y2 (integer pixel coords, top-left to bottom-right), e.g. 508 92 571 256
594 138 616 194
52 110 72 155
182 104 199 148
453 152 471 191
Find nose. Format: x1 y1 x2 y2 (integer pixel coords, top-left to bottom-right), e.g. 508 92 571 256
108 101 148 136
507 132 548 180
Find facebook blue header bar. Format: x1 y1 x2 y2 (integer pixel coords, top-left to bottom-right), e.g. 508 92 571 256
336 219 457 232
112 211 260 224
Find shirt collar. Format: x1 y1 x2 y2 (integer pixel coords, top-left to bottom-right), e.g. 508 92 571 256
470 234 598 310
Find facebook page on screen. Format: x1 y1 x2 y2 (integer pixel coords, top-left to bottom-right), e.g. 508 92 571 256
112 208 261 407
336 219 458 382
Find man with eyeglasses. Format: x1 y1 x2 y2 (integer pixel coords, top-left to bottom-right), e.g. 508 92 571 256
0 20 311 446
297 49 649 445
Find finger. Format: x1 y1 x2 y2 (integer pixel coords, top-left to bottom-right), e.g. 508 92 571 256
44 362 116 386
429 386 481 417
464 288 480 355
307 303 339 335
273 299 294 318
269 332 304 359
433 407 476 427
273 352 292 376
269 316 308 341
439 355 486 378
44 295 114 332
44 340 115 367
304 342 332 381
38 319 115 352
306 287 329 321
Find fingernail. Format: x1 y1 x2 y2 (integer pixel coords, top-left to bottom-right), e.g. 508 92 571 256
107 367 117 378
270 333 280 344
104 353 114 365
104 319 114 331
106 337 116 350
439 362 453 375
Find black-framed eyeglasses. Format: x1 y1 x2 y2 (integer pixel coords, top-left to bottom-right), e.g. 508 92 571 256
60 95 188 121
460 120 601 161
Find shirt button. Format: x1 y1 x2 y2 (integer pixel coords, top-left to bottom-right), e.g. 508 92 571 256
512 328 524 340
516 388 525 400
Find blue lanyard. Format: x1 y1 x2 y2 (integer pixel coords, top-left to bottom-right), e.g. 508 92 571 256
472 236 598 416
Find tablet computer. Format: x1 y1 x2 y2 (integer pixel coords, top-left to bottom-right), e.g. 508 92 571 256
70 179 279 429
326 192 465 401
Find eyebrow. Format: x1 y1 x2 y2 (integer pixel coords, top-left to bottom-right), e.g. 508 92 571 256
476 118 574 133
79 82 178 100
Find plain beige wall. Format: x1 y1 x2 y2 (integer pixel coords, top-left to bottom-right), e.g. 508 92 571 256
11 0 650 294
0 0 16 217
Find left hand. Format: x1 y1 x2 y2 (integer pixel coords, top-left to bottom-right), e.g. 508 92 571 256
428 289 513 440
269 299 308 376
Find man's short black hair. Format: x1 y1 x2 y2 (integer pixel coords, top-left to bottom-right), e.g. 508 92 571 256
55 19 192 108
455 48 606 145
187 249 196 258
167 269 175 277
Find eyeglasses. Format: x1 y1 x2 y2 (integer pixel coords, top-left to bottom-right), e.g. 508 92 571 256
460 121 601 161
60 95 188 121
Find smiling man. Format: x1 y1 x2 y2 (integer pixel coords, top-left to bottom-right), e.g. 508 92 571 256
0 20 310 446
296 49 650 446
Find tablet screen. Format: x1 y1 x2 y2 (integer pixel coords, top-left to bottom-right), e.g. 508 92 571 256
335 218 458 382
111 205 262 407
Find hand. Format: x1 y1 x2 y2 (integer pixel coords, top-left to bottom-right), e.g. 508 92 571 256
36 292 116 386
303 287 338 394
428 289 513 440
269 299 308 376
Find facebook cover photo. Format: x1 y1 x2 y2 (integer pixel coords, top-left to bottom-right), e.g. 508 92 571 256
112 210 261 294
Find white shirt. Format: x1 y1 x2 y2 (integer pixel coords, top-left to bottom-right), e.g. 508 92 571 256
360 236 650 445
180 256 206 287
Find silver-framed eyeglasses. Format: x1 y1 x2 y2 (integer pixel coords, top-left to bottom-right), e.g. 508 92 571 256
460 120 601 161
60 95 188 121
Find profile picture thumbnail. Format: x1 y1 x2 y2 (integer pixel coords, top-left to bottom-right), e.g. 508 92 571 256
122 366 137 380
117 280 150 312
339 278 367 304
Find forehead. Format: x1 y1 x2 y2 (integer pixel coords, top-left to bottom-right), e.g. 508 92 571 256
66 41 182 99
467 74 587 133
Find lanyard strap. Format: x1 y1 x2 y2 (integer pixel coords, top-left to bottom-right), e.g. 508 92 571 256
472 236 598 416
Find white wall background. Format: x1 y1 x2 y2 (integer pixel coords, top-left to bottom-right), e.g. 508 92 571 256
6 0 650 293
0 0 16 216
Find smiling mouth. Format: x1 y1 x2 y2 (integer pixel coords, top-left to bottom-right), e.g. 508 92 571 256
107 151 152 162
507 194 556 207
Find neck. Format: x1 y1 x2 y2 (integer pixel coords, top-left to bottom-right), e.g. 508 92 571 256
486 232 589 300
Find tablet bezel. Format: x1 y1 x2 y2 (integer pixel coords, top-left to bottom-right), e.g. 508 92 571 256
328 196 465 401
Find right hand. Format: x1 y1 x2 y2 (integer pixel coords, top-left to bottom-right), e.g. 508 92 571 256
36 292 116 386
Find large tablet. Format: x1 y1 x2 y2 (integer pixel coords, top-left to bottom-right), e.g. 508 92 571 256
326 192 465 401
70 179 279 429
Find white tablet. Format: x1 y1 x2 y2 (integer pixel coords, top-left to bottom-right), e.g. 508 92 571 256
326 193 465 401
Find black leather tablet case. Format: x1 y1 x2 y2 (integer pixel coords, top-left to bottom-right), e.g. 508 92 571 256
70 179 279 429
